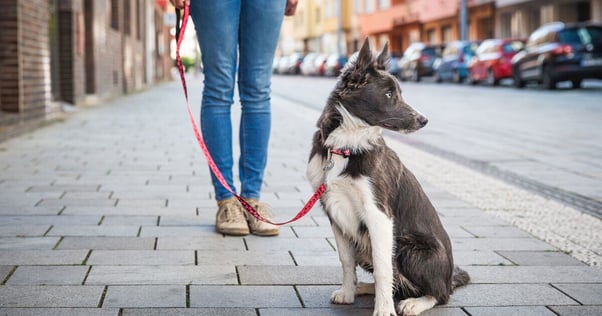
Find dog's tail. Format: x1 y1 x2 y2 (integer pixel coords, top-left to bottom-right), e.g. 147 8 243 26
451 265 470 290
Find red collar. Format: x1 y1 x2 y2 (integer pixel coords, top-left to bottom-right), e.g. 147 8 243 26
330 148 352 158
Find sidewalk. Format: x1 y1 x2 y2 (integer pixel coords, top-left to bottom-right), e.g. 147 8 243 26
0 78 600 315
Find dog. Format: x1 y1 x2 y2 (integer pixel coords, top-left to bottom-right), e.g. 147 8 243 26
306 39 470 316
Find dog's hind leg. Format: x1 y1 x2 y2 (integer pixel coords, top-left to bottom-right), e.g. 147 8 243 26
397 296 437 316
330 224 357 304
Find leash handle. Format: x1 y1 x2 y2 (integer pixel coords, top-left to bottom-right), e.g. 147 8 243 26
174 5 324 225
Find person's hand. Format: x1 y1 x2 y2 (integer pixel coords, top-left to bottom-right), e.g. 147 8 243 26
169 0 189 10
285 0 299 16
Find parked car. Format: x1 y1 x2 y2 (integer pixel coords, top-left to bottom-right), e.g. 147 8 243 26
313 54 328 76
398 42 444 82
324 54 348 76
512 22 602 89
468 38 525 86
387 52 402 77
434 40 480 83
300 52 319 76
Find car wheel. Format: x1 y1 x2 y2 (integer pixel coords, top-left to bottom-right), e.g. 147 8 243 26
411 69 421 82
571 79 582 89
434 71 442 83
468 73 477 85
487 69 499 86
541 64 556 90
513 67 525 88
452 69 462 83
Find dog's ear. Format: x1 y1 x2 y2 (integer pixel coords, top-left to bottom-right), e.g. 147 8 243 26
376 42 389 70
355 38 374 72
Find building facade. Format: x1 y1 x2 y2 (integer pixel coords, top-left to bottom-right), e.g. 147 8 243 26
0 0 172 141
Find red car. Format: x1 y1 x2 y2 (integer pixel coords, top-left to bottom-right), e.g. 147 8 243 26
469 39 525 85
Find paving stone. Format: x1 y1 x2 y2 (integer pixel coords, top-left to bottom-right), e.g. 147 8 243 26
38 199 117 207
440 216 509 226
0 225 50 237
190 285 301 308
57 237 155 250
291 252 341 266
0 308 119 316
245 237 334 252
548 306 602 316
442 225 475 238
6 266 88 285
296 285 373 308
139 226 216 237
258 308 373 316
28 184 101 192
101 215 158 226
447 284 577 306
115 199 167 208
0 265 14 282
0 237 59 250
0 285 104 307
158 215 205 226
156 236 245 250
497 251 586 266
122 308 256 316
0 215 101 226
87 250 194 265
452 250 514 266
465 306 555 315
103 285 185 307
61 207 192 216
196 250 294 266
292 226 335 238
452 238 556 251
238 266 342 285
461 225 533 238
422 308 469 316
62 192 112 199
0 250 88 265
47 225 139 237
0 206 61 215
85 265 237 285
552 283 602 304
462 266 602 283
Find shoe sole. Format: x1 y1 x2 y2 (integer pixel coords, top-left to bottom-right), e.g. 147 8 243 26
216 227 250 236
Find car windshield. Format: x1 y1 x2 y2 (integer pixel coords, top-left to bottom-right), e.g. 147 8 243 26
502 41 524 53
422 47 437 56
559 27 602 46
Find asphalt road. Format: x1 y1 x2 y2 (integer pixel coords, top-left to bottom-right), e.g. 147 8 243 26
271 75 602 217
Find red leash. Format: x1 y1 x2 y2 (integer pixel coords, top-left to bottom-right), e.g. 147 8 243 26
175 5 325 225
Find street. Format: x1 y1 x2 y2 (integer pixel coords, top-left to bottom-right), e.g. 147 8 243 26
272 75 602 217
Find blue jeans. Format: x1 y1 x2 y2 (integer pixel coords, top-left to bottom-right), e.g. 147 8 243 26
190 0 286 201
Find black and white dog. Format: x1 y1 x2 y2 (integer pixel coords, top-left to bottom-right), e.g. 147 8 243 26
306 39 469 316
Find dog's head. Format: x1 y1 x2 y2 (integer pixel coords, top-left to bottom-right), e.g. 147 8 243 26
334 39 428 133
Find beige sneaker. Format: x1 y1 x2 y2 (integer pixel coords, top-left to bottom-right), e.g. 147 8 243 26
243 199 280 236
215 197 250 236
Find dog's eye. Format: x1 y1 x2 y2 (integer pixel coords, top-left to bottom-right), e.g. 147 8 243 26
385 91 393 98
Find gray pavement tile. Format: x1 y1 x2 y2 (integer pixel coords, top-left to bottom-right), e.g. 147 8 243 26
0 250 88 265
452 250 514 266
61 206 194 216
156 236 245 250
0 237 59 250
57 237 155 250
440 216 509 226
139 225 216 237
103 285 185 307
447 284 577 306
238 227 297 238
461 225 533 238
245 237 334 252
0 206 61 215
28 184 101 192
296 285 373 308
196 250 295 266
122 308 256 316
238 266 342 285
291 252 341 266
0 215 102 226
62 192 112 200
47 225 139 237
87 250 194 265
0 225 50 237
258 308 373 316
158 215 205 226
464 306 556 316
190 285 301 308
85 265 237 285
0 308 119 316
292 226 335 238
101 215 158 226
462 266 602 283
6 266 88 285
443 226 475 238
452 237 556 251
436 207 488 217
0 265 14 282
38 199 117 208
115 199 167 208
552 283 602 305
422 308 470 316
548 306 602 316
497 251 586 266
0 285 104 307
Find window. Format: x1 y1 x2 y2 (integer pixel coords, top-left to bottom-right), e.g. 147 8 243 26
365 0 374 13
123 1 130 35
355 0 361 14
110 0 119 30
378 0 389 10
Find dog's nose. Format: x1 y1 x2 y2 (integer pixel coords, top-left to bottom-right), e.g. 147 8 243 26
418 115 428 127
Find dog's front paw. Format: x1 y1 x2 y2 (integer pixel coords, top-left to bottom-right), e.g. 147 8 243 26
330 288 355 304
372 307 397 316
